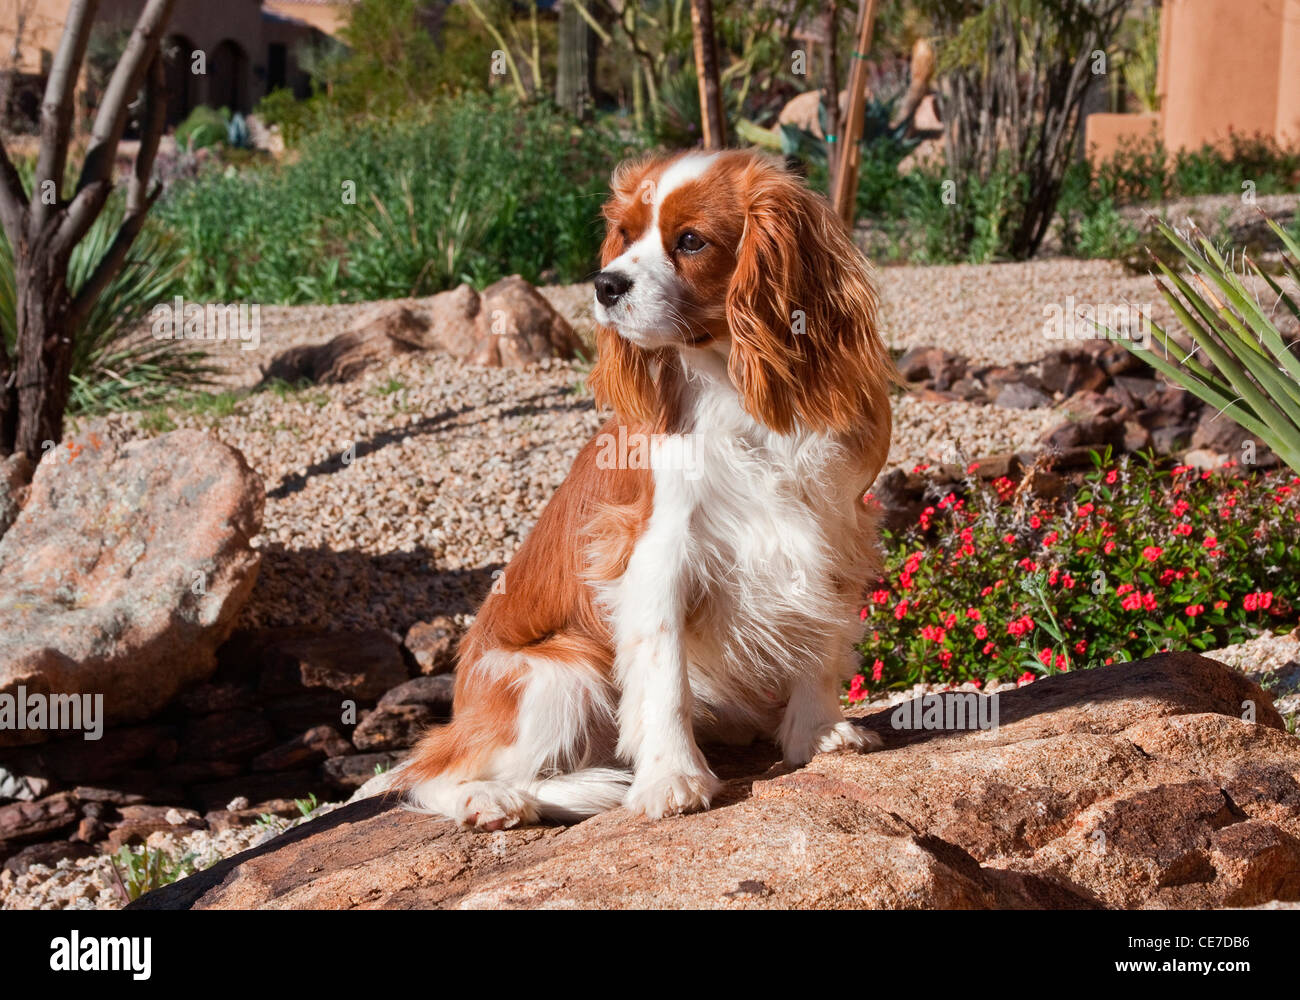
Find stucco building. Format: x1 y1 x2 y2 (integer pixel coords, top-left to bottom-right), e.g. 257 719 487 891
0 0 355 126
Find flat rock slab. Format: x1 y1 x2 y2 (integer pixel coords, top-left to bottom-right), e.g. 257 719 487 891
0 430 263 744
130 653 1300 910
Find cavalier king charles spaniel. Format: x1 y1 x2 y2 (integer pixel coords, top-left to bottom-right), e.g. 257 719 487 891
391 149 894 829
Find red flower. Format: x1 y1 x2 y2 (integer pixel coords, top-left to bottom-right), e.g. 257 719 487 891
871 659 884 682
1017 671 1036 686
966 607 981 620
1185 604 1205 617
894 599 910 620
1105 469 1118 484
1173 523 1192 536
1043 531 1059 546
1074 640 1088 654
848 674 868 702
1142 545 1163 561
1104 540 1116 554
974 623 988 640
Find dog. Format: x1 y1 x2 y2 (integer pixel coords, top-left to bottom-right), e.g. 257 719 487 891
390 149 895 830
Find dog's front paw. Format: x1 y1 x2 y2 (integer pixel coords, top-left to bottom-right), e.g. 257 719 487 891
452 781 539 832
784 719 881 768
625 765 721 819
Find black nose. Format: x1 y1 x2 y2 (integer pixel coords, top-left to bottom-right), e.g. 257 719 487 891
595 270 633 307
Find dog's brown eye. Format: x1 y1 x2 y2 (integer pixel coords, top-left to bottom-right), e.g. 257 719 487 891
676 231 705 254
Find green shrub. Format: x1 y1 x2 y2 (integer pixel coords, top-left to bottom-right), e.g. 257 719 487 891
159 96 633 304
175 105 228 152
855 455 1298 696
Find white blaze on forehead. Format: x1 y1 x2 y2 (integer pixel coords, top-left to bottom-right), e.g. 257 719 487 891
652 153 720 217
619 153 720 264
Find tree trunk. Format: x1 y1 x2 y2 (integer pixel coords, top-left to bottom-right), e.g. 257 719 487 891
689 0 725 149
823 0 841 194
14 244 75 458
556 0 593 121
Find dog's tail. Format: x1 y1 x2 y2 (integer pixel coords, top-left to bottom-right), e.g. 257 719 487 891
376 720 629 824
526 767 631 821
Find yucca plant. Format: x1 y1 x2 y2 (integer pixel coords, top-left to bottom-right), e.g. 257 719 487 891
0 195 216 414
1122 218 1300 473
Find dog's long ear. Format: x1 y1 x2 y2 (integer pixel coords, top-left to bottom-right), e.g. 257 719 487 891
590 159 663 425
725 159 895 469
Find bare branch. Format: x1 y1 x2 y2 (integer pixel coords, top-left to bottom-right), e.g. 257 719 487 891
31 0 98 234
0 140 28 248
72 0 175 201
68 51 167 326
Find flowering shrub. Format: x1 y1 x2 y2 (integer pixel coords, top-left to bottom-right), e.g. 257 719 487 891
853 454 1299 698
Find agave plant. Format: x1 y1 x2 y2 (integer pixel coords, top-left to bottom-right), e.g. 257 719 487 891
0 193 216 414
1122 218 1300 473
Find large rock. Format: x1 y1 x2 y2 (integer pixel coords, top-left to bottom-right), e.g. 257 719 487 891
464 276 582 368
0 431 263 744
129 653 1300 910
259 277 579 384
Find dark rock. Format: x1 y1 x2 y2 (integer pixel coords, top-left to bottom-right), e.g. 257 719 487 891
404 617 459 675
70 786 147 806
1039 417 1125 453
994 381 1052 409
352 704 442 752
205 799 304 834
378 675 456 711
322 752 405 793
896 347 966 387
1038 350 1110 397
263 691 351 735
252 725 354 773
1191 411 1264 458
1124 421 1153 453
106 805 205 851
1151 423 1197 455
262 630 408 701
1060 389 1122 420
175 680 255 716
1111 374 1160 399
181 710 275 763
3 839 94 874
0 792 78 843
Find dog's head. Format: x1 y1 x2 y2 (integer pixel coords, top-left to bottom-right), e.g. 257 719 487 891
590 149 893 452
